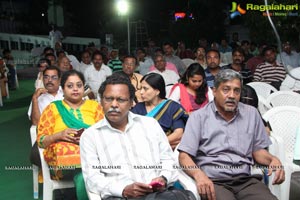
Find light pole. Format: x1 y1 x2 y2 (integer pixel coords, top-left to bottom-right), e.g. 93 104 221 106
116 0 130 53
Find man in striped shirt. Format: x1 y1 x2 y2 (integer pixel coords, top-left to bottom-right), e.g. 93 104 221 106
253 46 286 90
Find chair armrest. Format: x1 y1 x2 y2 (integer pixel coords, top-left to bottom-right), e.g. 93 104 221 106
178 170 200 200
30 125 37 146
269 134 285 163
87 191 102 200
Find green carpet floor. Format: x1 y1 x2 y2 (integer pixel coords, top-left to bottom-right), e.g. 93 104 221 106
0 79 37 199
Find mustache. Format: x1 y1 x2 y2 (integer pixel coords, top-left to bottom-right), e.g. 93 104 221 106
107 108 121 113
46 83 54 87
225 99 237 104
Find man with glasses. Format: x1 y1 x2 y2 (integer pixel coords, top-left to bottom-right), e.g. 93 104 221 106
80 74 179 199
28 66 63 125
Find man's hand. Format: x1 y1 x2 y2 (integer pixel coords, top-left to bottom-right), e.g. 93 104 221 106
267 156 285 185
195 173 216 200
32 88 48 100
149 176 167 191
122 182 153 198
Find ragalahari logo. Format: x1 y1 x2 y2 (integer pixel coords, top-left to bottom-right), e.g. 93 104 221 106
230 2 247 19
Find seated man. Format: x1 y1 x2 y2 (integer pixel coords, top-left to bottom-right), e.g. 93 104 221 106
80 74 178 199
28 66 64 125
178 69 285 200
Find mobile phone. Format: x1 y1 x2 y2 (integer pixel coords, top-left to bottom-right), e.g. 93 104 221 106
75 128 85 138
149 181 164 189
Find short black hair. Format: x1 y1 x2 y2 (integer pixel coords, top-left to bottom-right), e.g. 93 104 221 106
122 55 137 65
232 47 245 56
98 73 136 101
61 70 85 89
43 47 54 54
37 58 51 68
262 46 276 56
43 66 62 78
91 50 104 60
206 49 220 59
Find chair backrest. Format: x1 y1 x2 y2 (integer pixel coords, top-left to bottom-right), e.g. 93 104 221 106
256 94 271 115
265 91 300 108
247 82 278 99
263 106 300 162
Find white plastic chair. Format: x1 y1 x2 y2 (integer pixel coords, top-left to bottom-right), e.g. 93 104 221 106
263 106 300 200
38 147 75 200
247 82 278 99
30 125 39 199
265 91 300 108
257 94 272 115
181 58 195 69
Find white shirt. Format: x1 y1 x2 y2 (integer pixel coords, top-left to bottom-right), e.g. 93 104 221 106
27 86 64 119
80 112 178 199
280 67 300 91
49 30 63 48
78 61 93 74
150 69 180 86
84 64 112 96
277 51 300 69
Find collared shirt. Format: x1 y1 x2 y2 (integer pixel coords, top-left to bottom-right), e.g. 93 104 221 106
78 61 93 74
150 69 180 86
205 67 223 88
149 62 179 75
165 55 186 76
27 86 64 118
223 64 253 84
80 112 178 199
253 61 286 84
277 51 300 69
84 64 112 95
178 101 271 179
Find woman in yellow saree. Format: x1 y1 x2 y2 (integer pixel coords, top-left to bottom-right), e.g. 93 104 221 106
37 69 104 199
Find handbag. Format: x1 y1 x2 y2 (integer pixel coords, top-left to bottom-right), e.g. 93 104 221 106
144 187 196 200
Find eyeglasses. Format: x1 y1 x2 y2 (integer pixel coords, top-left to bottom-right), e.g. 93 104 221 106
43 75 59 81
103 96 129 104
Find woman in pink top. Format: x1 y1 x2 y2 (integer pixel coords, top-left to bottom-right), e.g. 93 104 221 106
168 63 213 113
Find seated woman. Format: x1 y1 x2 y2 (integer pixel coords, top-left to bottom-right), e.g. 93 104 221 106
131 73 188 149
168 63 213 113
37 70 104 199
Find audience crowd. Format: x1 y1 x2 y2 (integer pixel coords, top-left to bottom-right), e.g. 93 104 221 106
2 33 300 200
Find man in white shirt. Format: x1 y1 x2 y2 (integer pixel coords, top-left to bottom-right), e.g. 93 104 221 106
28 66 64 125
78 50 92 74
49 25 63 48
84 51 112 97
151 55 180 96
80 74 178 199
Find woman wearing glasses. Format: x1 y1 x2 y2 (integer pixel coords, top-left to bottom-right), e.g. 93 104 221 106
37 70 104 199
131 73 188 150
